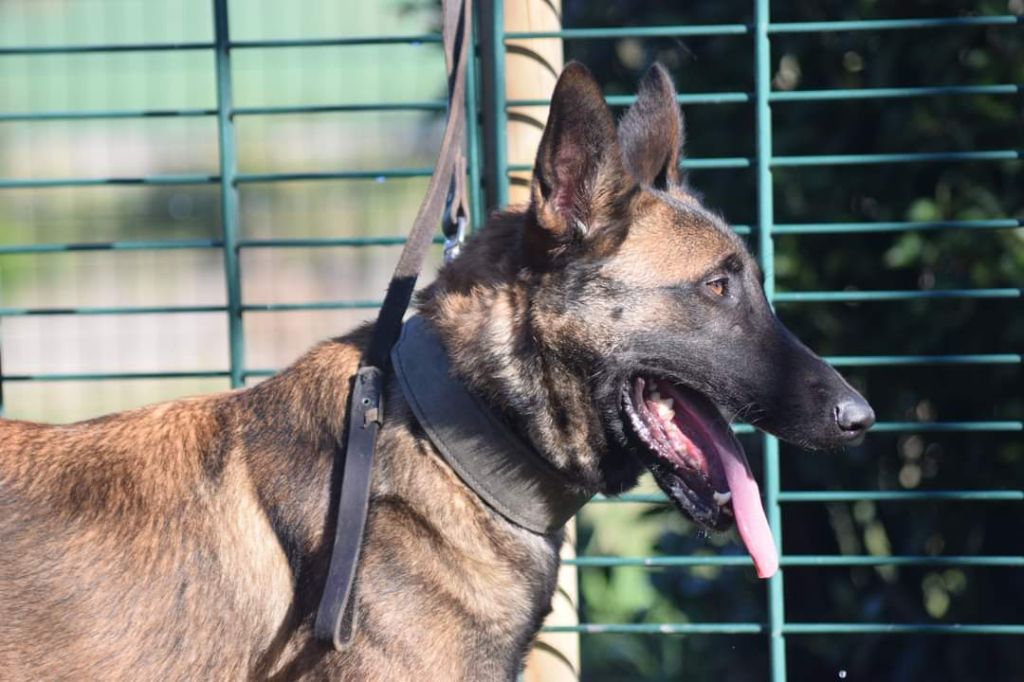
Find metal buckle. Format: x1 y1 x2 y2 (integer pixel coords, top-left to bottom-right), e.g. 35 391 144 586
443 213 468 263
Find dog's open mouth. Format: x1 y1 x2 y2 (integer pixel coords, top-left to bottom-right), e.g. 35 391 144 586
621 376 779 578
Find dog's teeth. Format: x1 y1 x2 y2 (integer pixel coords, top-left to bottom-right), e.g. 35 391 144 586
713 491 732 506
654 401 675 420
649 390 661 401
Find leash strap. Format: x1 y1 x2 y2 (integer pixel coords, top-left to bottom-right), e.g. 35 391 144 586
314 0 472 650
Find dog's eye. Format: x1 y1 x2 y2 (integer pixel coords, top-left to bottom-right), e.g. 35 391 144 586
706 277 729 298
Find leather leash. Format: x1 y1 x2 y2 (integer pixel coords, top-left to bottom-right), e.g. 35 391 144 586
314 0 473 650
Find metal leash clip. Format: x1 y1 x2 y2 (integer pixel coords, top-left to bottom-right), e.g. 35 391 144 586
442 158 469 264
443 213 468 263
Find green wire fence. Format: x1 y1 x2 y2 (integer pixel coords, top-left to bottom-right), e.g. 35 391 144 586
486 3 1022 681
0 1 1021 679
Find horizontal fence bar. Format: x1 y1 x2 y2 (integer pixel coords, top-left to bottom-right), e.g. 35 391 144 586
773 150 1021 167
544 623 764 635
234 101 447 115
11 151 1015 192
5 17 1014 59
0 239 223 254
870 421 1022 432
507 16 1019 42
505 25 751 40
768 16 1021 33
0 301 371 316
542 622 1024 636
0 168 434 189
229 35 442 48
593 490 1024 504
507 157 753 172
16 85 1012 126
783 623 1024 635
0 41 214 55
0 108 218 122
508 84 1020 109
509 149 1020 175
773 84 1021 101
781 490 1024 502
773 219 1021 234
0 304 225 316
774 289 1021 302
235 168 434 183
2 370 230 382
0 174 218 189
784 556 1024 567
566 556 1024 568
568 556 749 567
238 236 443 248
507 92 752 107
241 301 382 311
824 354 1021 366
549 612 1012 637
0 236 444 254
0 102 448 122
0 36 445 56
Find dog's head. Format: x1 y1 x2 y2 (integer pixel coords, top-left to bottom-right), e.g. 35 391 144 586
519 62 873 575
427 62 873 577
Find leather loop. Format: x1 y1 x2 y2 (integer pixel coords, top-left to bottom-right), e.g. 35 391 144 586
314 367 382 648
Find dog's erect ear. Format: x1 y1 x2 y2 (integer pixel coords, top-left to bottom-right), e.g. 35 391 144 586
618 63 683 189
528 62 632 254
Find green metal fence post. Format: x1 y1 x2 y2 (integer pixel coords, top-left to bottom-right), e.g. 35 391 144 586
754 0 786 679
212 0 245 388
489 0 509 209
465 9 485 230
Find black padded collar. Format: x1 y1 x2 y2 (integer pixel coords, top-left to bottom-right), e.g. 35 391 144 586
391 315 593 535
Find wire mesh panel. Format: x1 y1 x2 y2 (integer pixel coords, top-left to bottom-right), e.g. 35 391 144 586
487 2 1022 680
0 1 1021 680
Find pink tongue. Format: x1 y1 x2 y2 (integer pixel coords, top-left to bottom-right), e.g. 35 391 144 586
719 445 778 579
650 380 779 578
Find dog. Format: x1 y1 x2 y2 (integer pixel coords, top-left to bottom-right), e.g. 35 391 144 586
0 63 873 681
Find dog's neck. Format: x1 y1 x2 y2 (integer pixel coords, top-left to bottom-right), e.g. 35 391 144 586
392 314 592 534
419 211 611 495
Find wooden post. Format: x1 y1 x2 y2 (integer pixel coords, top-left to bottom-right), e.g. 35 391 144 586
524 521 580 682
503 0 564 206
503 4 580 680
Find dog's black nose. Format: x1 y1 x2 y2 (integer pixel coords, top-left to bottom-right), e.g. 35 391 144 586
834 399 875 434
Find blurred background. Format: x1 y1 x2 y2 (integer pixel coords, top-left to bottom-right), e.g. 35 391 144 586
1 0 1021 680
0 0 446 419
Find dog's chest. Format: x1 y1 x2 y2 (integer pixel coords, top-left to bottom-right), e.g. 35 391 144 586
327 417 562 680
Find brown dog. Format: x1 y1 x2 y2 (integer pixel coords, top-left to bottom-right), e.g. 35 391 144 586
0 63 873 680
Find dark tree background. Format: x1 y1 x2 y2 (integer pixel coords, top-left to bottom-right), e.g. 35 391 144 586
558 1 1023 680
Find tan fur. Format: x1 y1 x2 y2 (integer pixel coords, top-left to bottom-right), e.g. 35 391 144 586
605 194 742 287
